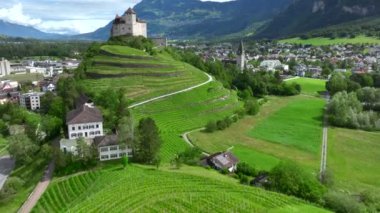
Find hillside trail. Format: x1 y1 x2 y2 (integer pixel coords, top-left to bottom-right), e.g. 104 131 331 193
320 93 330 181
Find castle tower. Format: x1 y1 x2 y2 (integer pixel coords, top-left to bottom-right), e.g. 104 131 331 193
111 7 147 38
236 40 245 72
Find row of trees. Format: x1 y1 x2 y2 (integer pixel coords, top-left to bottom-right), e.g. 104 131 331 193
327 72 380 96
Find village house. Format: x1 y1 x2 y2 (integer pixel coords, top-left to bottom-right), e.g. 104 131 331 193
260 60 283 72
0 58 11 77
19 92 44 111
94 135 132 161
66 102 104 140
111 8 147 38
202 152 239 173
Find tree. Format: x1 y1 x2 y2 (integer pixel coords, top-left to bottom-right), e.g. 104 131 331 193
7 134 39 164
268 161 325 203
76 138 97 162
245 99 260 115
326 73 348 95
121 156 129 169
236 162 256 177
133 118 161 164
205 121 217 133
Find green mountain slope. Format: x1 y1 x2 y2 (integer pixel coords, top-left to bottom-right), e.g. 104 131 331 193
257 0 380 38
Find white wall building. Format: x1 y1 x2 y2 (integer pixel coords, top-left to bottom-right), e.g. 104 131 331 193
19 92 44 110
94 135 133 161
111 8 147 38
0 58 11 77
260 60 283 72
66 103 104 140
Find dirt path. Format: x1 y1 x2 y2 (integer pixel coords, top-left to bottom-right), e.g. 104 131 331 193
182 128 210 156
319 94 330 180
128 72 213 109
18 161 54 213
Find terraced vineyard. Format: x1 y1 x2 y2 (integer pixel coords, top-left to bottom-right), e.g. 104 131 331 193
81 45 208 103
132 81 242 162
33 165 328 212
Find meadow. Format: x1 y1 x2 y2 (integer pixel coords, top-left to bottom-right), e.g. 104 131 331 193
190 95 325 171
286 78 326 96
82 45 208 103
280 35 380 46
328 128 380 194
33 164 328 212
132 81 242 162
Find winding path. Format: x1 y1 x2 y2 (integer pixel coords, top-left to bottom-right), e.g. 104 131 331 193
182 128 210 156
128 72 213 109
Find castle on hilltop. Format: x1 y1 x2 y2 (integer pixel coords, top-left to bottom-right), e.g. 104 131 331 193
111 8 147 38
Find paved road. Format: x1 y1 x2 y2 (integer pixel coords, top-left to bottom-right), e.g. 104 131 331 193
0 156 15 190
182 128 210 156
18 161 54 213
320 94 330 180
128 72 213 109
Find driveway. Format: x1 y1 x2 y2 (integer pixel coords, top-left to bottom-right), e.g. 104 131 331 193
0 155 15 190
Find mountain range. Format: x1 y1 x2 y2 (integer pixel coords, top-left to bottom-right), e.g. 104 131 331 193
0 0 379 40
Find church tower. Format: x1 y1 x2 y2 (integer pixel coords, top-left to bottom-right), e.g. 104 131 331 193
236 40 245 72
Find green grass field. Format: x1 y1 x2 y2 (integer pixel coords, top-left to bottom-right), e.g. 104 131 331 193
132 81 242 162
328 128 380 194
287 78 326 96
280 35 380 46
0 73 44 82
82 45 208 103
248 97 325 154
33 164 328 212
190 95 325 171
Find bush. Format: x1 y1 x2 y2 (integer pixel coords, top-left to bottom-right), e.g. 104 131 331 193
216 120 228 130
236 162 256 177
0 177 25 199
205 121 217 133
239 174 250 185
177 147 202 166
244 99 260 115
324 191 365 213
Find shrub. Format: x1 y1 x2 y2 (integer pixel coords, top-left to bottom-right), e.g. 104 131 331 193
324 191 365 213
236 162 256 177
245 99 260 115
0 177 25 199
177 147 202 166
216 120 228 130
205 121 217 133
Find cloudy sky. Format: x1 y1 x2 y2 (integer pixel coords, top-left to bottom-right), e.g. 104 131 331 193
0 0 232 35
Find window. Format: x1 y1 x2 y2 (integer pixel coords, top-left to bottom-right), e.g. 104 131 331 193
90 131 94 136
110 146 118 151
72 126 75 131
110 154 118 159
78 126 81 130
101 155 109 160
96 124 99 128
78 133 83 137
100 147 108 152
119 153 126 157
71 133 77 138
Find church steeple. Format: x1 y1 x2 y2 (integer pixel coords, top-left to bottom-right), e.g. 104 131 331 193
236 40 245 72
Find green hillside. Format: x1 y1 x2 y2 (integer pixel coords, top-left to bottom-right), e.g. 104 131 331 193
280 35 380 46
33 165 328 212
81 45 208 103
132 81 242 162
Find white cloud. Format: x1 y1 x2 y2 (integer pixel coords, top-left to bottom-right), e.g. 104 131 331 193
0 3 42 26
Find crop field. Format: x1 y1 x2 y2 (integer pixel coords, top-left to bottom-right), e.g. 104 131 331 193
132 81 242 162
190 95 325 171
287 77 326 96
81 45 208 103
33 165 328 212
280 35 380 46
328 128 380 194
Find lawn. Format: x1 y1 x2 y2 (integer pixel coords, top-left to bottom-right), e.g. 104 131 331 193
82 45 208 103
132 81 242 162
287 78 326 96
248 97 325 154
0 73 44 82
190 95 325 171
280 35 380 46
33 164 328 212
328 128 380 194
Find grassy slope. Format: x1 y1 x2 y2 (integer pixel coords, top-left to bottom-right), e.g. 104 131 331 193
287 78 326 96
280 35 380 46
33 164 328 212
81 45 208 103
0 137 8 156
191 95 324 172
328 128 380 194
132 81 242 162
